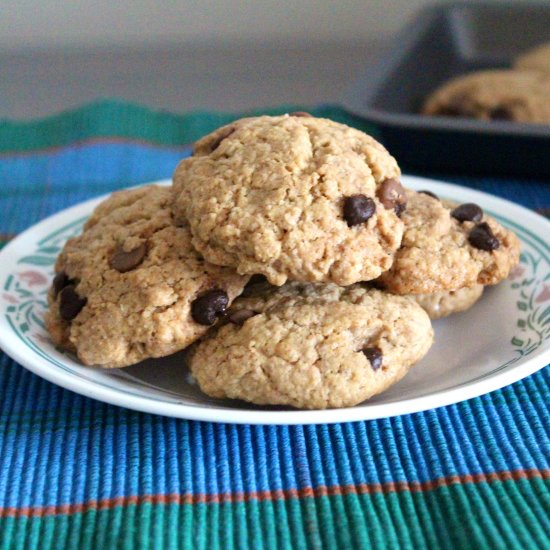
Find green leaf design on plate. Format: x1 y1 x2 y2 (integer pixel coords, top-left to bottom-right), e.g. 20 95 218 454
511 337 524 347
509 250 550 360
6 218 86 332
36 246 61 255
17 255 56 266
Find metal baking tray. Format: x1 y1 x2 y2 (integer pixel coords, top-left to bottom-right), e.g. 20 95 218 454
343 2 550 178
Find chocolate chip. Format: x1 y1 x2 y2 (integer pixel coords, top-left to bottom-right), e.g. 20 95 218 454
343 195 376 226
489 107 512 121
468 222 500 251
362 347 383 371
289 111 312 117
394 202 407 217
110 242 147 273
378 178 407 215
437 95 476 118
419 190 439 200
228 309 256 325
451 203 483 223
206 126 235 153
53 271 70 296
59 285 87 321
438 105 472 118
191 289 229 325
437 106 463 117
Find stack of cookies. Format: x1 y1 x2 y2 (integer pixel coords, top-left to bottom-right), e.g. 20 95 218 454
45 114 521 409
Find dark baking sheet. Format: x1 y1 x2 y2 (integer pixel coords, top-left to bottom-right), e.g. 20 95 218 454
342 2 550 178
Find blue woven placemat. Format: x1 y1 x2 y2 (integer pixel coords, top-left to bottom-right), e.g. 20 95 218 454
0 100 549 550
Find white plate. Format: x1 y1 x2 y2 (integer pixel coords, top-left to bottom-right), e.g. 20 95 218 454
0 176 549 424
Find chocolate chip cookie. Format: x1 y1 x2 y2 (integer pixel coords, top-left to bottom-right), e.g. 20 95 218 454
377 190 520 295
422 70 550 124
411 285 484 320
189 283 434 409
172 115 406 286
45 185 249 368
514 42 550 73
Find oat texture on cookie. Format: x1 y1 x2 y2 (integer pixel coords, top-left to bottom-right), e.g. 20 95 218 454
189 283 434 409
378 190 520 295
45 185 249 368
411 285 484 320
172 115 406 286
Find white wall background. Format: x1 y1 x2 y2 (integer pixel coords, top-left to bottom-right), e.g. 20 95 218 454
1 0 540 118
0 0 532 51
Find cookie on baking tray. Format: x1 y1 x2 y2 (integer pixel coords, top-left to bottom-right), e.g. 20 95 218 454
514 42 550 73
422 70 550 124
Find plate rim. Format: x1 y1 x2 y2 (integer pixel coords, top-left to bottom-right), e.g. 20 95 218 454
0 175 549 425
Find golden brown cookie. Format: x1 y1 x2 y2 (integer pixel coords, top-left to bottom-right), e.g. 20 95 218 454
172 115 406 286
45 185 249 368
514 43 550 73
411 285 484 320
422 70 550 124
189 283 434 410
378 190 520 295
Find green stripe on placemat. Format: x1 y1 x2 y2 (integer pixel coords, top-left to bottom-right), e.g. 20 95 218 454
0 99 376 154
1 478 548 549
